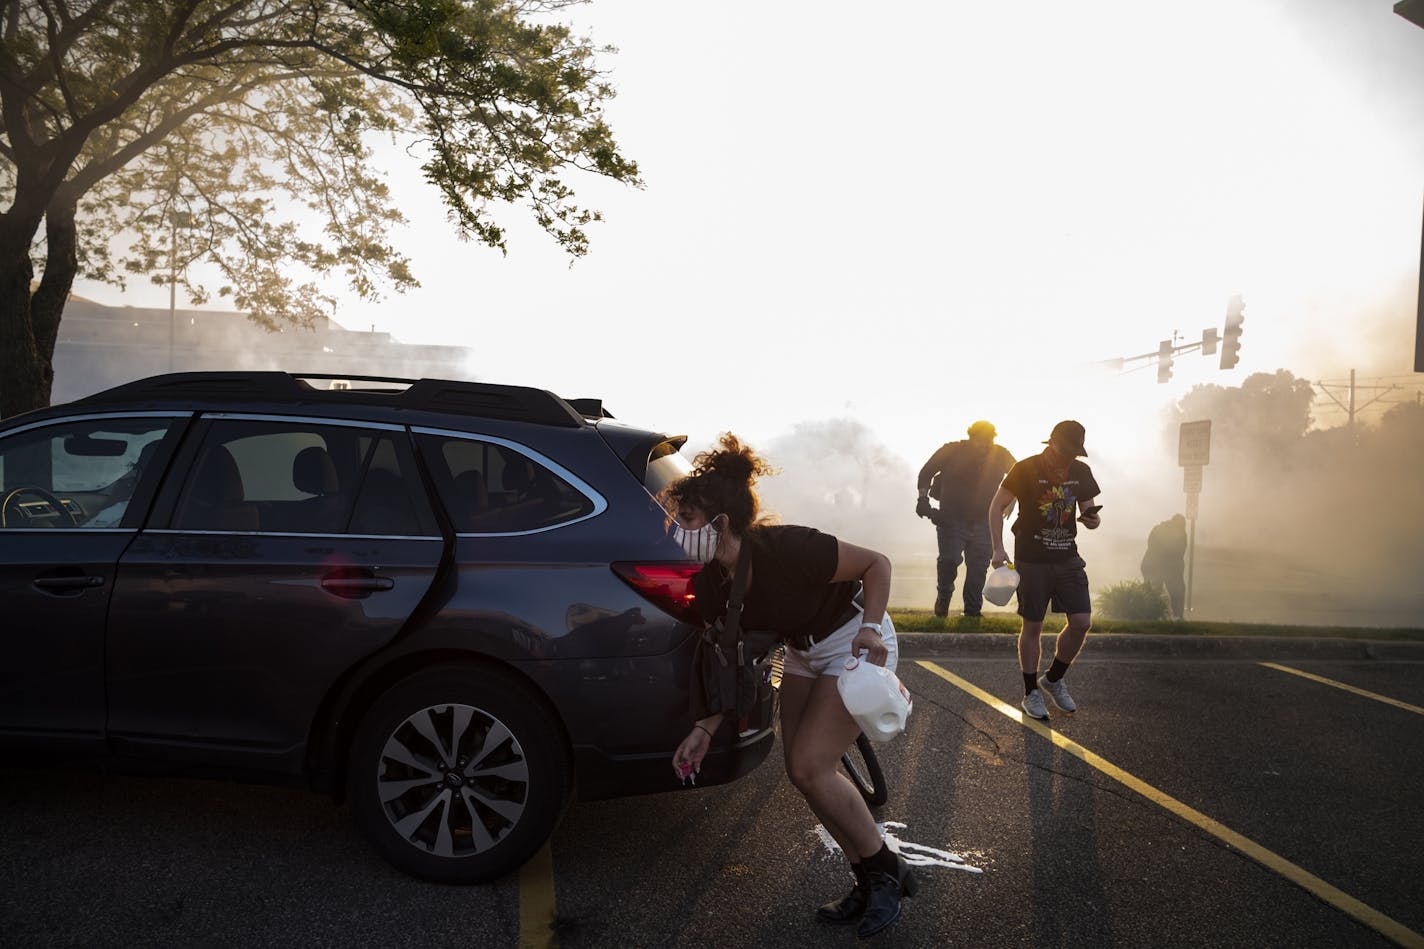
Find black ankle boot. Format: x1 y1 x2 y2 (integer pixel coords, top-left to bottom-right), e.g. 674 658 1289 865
816 863 868 923
856 852 918 938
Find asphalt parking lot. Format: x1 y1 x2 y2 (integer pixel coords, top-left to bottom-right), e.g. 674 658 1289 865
3 634 1422 948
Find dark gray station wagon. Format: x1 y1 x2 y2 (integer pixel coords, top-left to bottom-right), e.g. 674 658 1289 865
0 372 775 882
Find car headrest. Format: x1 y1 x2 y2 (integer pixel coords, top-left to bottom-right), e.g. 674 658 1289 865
134 440 161 469
191 445 244 505
453 469 488 511
498 454 535 492
293 446 339 496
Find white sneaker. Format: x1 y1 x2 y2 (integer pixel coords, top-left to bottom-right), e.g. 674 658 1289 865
1021 689 1048 720
1038 674 1077 713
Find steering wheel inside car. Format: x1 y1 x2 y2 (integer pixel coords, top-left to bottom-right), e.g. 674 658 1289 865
0 486 79 528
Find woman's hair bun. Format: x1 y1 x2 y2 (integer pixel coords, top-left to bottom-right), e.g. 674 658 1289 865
667 433 776 533
694 433 775 484
711 450 753 481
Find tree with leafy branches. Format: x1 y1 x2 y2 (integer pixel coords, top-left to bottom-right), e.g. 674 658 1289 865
0 0 640 418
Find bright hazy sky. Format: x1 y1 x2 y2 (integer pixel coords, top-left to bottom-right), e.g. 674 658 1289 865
75 0 1424 471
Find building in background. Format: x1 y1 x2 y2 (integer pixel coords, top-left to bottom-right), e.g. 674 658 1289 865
52 295 474 402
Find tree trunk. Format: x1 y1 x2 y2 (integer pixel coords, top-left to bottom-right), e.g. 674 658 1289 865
29 198 79 407
0 213 46 420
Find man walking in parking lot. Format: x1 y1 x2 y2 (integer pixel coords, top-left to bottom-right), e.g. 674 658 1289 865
917 421 1015 617
988 420 1102 720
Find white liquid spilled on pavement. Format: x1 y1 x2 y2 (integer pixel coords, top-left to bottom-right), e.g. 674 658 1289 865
813 820 984 874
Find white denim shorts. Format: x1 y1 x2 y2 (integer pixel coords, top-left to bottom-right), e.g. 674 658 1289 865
781 610 899 679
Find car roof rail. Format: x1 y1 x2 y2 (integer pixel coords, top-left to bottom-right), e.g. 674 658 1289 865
78 371 587 428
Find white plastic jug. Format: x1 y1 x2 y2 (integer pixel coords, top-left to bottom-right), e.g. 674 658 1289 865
837 657 913 743
983 563 1020 607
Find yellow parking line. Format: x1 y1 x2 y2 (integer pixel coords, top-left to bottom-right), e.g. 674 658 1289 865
1259 662 1424 717
916 660 1424 949
518 841 559 949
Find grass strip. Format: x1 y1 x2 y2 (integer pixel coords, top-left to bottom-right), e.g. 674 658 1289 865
889 610 1424 641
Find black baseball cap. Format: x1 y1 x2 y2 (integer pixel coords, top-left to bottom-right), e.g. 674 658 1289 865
1044 420 1088 457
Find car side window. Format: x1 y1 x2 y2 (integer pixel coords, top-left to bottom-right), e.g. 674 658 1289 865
420 435 594 533
0 418 175 529
348 434 438 536
171 419 437 535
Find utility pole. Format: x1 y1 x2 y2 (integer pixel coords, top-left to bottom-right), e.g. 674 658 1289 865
168 212 177 372
1416 195 1424 372
166 209 193 373
1315 371 1398 427
1350 368 1356 427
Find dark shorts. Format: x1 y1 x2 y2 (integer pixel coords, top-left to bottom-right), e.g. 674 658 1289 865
1015 557 1091 621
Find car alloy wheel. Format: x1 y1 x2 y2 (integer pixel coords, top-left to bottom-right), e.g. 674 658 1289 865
350 665 569 883
376 702 530 858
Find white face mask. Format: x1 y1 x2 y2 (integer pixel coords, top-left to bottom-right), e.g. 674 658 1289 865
671 518 722 562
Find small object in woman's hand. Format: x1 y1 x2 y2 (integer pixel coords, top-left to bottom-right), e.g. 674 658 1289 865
677 761 696 785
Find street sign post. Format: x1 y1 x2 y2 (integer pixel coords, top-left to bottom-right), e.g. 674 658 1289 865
1178 420 1212 615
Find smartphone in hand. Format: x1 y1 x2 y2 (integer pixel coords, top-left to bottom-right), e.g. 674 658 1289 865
1078 504 1103 521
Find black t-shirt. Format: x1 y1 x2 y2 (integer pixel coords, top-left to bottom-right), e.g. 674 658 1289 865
1002 452 1101 563
692 525 858 646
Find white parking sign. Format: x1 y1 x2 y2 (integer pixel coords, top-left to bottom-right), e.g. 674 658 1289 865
1179 420 1212 467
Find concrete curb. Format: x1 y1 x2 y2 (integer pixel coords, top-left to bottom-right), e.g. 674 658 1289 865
895 632 1424 661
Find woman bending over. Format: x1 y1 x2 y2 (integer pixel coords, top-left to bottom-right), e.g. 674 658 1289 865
668 434 917 939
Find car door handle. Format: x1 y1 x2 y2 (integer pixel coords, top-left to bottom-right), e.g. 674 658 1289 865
320 574 395 598
32 573 106 594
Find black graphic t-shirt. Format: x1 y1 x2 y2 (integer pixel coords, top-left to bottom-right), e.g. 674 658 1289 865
692 525 858 647
1002 452 1101 563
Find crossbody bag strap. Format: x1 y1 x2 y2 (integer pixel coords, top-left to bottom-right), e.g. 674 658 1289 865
722 544 751 644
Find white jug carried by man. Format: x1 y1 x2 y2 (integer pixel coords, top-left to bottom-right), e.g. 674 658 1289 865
982 563 1020 607
837 656 913 743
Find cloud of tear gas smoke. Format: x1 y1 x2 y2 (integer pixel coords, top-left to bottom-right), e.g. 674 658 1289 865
1156 371 1424 627
715 368 1424 627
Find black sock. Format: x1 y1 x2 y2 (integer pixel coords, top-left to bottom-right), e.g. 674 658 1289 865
863 842 897 877
1023 672 1039 695
1046 658 1070 683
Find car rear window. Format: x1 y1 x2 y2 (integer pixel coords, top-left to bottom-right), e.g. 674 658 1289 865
643 440 692 499
419 434 595 534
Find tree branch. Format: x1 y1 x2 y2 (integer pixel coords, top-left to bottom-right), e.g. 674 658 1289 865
67 70 306 194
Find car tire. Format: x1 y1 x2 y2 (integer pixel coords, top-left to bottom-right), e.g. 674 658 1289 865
348 664 570 883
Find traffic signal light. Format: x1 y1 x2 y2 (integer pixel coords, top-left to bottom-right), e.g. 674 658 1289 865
1201 327 1218 355
1157 340 1174 383
1220 295 1244 369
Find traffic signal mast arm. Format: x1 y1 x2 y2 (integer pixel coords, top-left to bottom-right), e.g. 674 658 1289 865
1122 339 1205 363
1105 296 1244 382
1110 337 1205 383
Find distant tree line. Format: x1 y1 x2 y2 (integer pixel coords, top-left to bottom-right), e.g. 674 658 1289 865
1166 369 1424 607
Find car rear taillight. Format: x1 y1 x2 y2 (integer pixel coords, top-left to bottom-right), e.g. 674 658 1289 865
611 562 702 625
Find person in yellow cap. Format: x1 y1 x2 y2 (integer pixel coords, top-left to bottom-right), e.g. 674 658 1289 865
988 420 1102 720
916 421 1015 617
